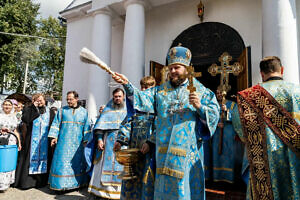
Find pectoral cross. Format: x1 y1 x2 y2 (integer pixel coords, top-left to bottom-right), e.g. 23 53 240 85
186 66 202 93
208 52 243 92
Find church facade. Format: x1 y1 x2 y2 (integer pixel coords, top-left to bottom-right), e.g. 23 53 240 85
60 0 300 120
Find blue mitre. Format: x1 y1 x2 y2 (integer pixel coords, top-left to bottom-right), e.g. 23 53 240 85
167 45 192 67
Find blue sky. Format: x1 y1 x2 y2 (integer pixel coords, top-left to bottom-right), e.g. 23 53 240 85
33 0 70 18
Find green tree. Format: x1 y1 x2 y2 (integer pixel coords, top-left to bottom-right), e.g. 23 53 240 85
0 0 40 93
35 16 66 100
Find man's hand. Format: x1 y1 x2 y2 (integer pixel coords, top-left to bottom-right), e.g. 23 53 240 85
51 138 57 147
18 143 22 151
189 92 201 109
33 100 39 107
113 142 121 152
112 72 129 85
140 143 150 154
97 139 105 150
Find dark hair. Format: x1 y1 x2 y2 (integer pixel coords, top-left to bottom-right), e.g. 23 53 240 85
112 88 124 95
67 91 79 98
260 56 282 74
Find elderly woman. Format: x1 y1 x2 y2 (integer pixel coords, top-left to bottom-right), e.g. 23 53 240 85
0 99 21 191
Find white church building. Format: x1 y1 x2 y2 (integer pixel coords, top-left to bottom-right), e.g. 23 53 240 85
60 0 300 120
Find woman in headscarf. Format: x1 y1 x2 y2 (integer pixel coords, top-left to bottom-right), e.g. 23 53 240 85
0 99 21 191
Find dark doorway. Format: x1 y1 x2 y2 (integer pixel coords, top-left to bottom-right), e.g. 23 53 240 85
169 22 250 101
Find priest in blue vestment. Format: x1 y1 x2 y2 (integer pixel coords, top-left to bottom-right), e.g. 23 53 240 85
114 76 156 200
232 56 300 200
112 46 220 200
204 90 244 183
88 88 127 199
48 91 91 191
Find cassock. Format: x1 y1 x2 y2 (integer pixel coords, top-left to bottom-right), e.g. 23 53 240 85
88 100 126 199
204 100 244 183
117 111 156 200
232 79 300 200
122 77 220 200
48 105 91 190
14 104 55 189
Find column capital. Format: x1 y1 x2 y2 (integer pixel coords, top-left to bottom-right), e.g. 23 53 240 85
87 7 113 17
124 0 150 10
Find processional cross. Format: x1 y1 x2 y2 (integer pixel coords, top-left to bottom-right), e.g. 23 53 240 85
186 66 202 93
208 52 243 93
208 52 243 154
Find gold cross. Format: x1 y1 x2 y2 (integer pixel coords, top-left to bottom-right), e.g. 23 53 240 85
208 52 243 92
186 66 202 93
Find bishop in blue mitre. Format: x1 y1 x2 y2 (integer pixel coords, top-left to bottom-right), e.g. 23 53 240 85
112 45 220 200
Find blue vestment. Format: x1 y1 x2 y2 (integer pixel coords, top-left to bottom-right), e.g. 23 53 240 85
48 106 91 190
88 100 126 199
232 80 300 200
123 78 220 200
29 107 50 174
204 100 244 183
117 112 156 200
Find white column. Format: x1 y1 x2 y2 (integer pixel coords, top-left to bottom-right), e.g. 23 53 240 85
262 0 299 83
121 0 146 87
87 8 112 120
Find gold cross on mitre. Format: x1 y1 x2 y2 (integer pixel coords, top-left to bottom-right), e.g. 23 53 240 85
186 65 202 93
208 52 243 93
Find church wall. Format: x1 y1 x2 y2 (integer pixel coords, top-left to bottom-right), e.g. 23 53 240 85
109 22 125 97
144 0 262 86
62 16 93 105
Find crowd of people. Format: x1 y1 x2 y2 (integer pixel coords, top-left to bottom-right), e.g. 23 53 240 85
0 46 299 200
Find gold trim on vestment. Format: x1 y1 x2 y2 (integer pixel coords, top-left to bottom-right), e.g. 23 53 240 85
62 121 84 125
230 102 236 110
213 167 233 172
142 166 155 184
292 112 300 122
157 167 184 179
88 185 121 194
158 147 187 157
238 88 274 200
84 130 91 134
101 182 122 186
102 171 122 176
213 179 234 184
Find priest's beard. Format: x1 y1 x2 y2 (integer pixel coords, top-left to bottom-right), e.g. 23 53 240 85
170 74 186 88
113 101 125 109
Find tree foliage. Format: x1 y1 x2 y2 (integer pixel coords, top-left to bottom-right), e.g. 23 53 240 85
35 17 66 99
0 0 66 99
0 0 40 94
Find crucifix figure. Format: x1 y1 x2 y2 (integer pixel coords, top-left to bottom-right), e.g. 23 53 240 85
186 65 202 93
208 52 243 154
